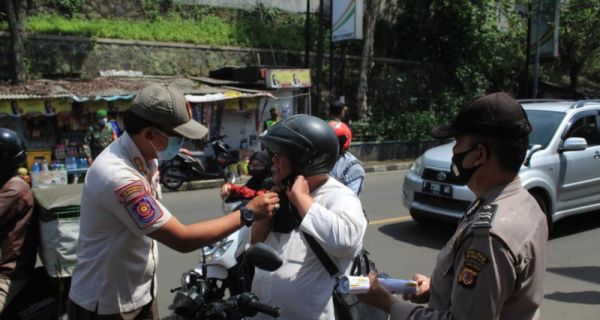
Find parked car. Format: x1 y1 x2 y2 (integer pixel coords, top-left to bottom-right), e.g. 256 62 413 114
403 99 600 231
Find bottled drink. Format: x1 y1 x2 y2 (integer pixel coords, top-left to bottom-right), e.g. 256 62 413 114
33 161 41 172
41 159 49 171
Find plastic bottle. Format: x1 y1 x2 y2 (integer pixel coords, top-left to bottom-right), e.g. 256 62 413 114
66 157 73 171
41 159 49 171
33 161 41 172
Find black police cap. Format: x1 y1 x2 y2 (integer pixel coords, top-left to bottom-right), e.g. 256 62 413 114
431 92 532 139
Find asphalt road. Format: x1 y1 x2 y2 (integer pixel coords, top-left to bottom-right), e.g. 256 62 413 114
157 170 600 319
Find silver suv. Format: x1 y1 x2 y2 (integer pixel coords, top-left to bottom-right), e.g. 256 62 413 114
402 99 600 230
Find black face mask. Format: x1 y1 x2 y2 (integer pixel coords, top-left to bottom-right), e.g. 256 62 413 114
248 168 268 180
272 192 301 233
450 145 482 185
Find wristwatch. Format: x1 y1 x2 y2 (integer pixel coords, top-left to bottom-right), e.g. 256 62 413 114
240 207 256 227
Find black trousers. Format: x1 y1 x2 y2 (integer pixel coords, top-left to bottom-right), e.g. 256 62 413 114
67 298 157 320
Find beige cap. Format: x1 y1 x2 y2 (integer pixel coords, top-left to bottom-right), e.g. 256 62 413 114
130 83 208 139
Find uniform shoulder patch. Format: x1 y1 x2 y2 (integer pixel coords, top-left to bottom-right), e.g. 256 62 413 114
125 193 163 229
458 248 489 288
114 180 147 204
471 204 498 229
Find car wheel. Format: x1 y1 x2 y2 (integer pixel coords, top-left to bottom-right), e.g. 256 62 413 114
530 190 552 234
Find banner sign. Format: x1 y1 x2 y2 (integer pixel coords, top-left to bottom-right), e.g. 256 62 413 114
265 69 311 89
332 0 364 42
0 99 71 116
529 0 559 59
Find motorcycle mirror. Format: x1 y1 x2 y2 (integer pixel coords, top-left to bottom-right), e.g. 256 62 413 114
245 243 283 271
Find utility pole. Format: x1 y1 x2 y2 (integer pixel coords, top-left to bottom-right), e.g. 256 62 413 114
532 0 543 98
315 0 325 116
329 26 335 97
521 3 531 98
305 0 311 67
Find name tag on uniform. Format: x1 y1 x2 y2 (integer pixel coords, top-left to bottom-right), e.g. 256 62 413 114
114 180 147 204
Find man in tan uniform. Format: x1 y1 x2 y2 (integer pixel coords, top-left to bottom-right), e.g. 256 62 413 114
359 92 548 320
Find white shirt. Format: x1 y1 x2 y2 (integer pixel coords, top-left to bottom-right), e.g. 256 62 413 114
252 177 367 320
69 132 171 314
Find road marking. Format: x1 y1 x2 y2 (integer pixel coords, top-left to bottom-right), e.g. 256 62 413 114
369 216 413 225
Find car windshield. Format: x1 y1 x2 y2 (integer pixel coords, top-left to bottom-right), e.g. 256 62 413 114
525 110 565 148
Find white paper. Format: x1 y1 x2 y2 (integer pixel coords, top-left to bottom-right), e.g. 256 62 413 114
338 275 418 295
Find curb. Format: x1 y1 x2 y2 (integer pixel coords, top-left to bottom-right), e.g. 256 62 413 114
164 161 412 192
363 162 412 173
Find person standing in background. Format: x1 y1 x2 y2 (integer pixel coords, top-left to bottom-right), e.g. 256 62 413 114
328 120 365 196
83 109 116 162
262 106 280 132
328 100 349 123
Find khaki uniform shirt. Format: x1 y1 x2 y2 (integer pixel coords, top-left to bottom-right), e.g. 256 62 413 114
0 177 36 279
390 178 548 320
69 132 171 314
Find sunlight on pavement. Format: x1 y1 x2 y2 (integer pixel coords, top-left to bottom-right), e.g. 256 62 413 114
369 216 413 225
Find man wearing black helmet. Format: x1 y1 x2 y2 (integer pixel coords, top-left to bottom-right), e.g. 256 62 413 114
0 128 37 313
251 114 368 319
358 92 548 320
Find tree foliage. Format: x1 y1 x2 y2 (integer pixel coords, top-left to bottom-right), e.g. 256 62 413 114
4 0 28 84
351 0 526 141
554 0 600 94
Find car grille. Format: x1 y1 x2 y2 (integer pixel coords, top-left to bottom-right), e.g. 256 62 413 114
422 168 465 185
413 192 471 212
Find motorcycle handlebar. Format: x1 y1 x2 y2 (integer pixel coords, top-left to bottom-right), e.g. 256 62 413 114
246 299 281 318
237 292 281 318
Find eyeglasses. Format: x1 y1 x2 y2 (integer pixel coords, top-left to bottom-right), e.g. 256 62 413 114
266 149 282 161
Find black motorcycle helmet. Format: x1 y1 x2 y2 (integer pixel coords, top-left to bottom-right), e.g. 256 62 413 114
0 128 26 170
260 114 339 176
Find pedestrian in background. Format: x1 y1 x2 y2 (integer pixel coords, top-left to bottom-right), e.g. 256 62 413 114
262 106 280 132
83 109 116 161
328 120 365 196
358 92 548 320
328 100 349 123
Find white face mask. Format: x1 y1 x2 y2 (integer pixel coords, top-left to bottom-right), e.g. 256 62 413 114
99 118 108 125
149 128 184 161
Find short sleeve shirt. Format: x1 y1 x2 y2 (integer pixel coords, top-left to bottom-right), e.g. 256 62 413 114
69 132 172 314
251 178 367 320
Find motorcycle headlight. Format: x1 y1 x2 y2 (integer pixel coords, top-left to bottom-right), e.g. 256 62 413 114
409 156 424 176
203 239 234 261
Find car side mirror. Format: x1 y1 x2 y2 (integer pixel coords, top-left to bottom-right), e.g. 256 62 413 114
559 137 588 152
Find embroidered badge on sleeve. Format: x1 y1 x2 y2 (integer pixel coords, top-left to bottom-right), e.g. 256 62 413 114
458 248 489 288
114 180 147 204
126 193 164 229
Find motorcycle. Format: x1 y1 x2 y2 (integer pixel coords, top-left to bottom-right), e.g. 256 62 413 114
160 135 235 191
0 267 70 320
170 242 283 319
